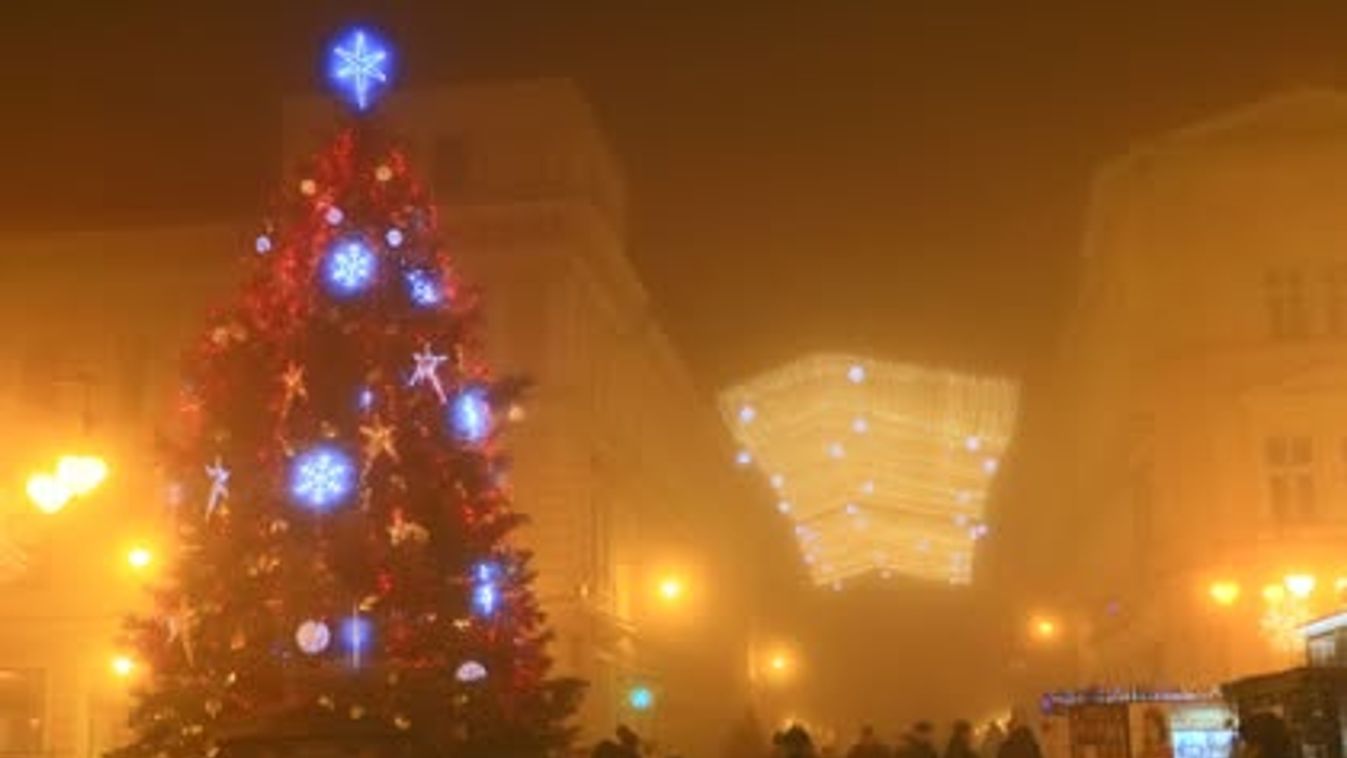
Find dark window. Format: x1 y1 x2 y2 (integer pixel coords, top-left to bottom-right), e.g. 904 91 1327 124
1266 269 1309 340
433 136 469 193
0 669 44 754
1326 265 1347 336
1266 434 1315 522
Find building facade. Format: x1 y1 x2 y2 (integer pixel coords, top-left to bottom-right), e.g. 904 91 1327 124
1061 89 1347 688
0 79 759 756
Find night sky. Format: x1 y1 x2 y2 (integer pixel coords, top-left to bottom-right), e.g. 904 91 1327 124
7 0 1347 729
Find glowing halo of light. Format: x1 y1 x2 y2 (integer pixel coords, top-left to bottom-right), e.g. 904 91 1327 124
327 27 393 111
322 236 378 297
289 445 357 511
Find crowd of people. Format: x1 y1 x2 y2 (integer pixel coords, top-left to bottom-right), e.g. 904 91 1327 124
772 715 1040 758
588 705 1295 758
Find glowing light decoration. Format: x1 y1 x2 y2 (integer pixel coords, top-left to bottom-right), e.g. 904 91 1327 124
295 620 332 655
322 237 378 297
290 445 356 511
456 660 488 683
1285 573 1317 599
739 404 757 424
327 27 392 111
777 500 792 514
324 205 345 225
127 546 153 570
471 562 501 617
719 354 1019 586
628 686 655 712
409 345 448 403
658 576 685 602
204 457 230 517
404 268 443 307
111 655 136 679
357 386 375 412
385 228 404 247
341 614 373 666
255 235 272 254
450 388 492 443
27 473 71 514
57 455 108 496
1209 581 1241 607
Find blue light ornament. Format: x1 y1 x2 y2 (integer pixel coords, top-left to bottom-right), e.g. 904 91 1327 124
450 388 492 443
289 445 357 511
322 237 378 297
341 614 374 667
471 562 501 617
405 268 443 307
327 27 393 111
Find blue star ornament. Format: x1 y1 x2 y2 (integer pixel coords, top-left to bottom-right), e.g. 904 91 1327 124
328 27 393 111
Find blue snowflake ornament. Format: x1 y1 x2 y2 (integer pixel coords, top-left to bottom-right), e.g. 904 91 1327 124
327 27 393 111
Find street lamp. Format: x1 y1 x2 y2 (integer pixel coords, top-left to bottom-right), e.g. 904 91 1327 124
110 654 136 679
1209 580 1241 607
56 455 108 496
1284 574 1317 600
25 472 72 514
126 545 154 571
26 453 109 514
657 575 685 604
1030 615 1060 642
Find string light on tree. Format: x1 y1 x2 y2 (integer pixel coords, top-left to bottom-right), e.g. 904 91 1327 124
450 388 492 443
404 268 443 307
472 562 501 617
341 613 373 668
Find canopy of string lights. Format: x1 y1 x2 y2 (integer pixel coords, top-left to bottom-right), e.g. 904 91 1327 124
719 354 1018 586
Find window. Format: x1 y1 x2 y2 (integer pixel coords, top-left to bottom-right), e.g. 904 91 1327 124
1266 435 1315 522
1309 634 1337 666
433 136 468 194
0 669 44 754
1326 265 1347 336
1265 269 1309 340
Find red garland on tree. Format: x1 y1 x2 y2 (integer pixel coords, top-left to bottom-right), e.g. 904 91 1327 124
112 28 582 758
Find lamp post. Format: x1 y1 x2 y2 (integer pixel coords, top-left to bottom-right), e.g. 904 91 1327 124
1208 580 1241 678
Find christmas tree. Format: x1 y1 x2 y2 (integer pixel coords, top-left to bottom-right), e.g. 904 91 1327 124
113 28 582 758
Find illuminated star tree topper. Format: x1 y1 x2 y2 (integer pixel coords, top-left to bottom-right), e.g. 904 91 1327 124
327 26 393 111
